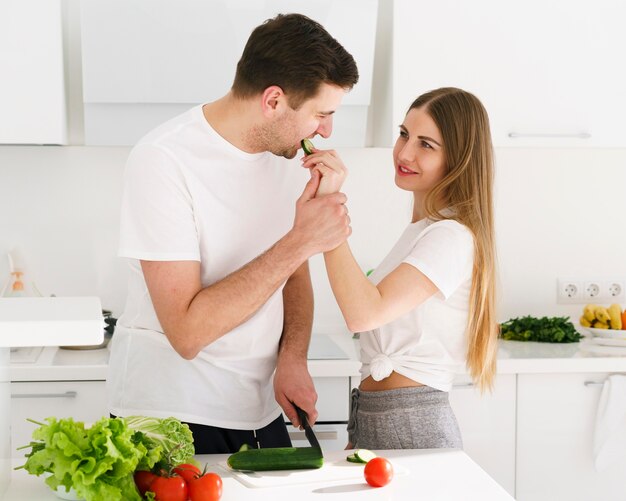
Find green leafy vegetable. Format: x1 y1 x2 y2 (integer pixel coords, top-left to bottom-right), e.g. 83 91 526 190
499 316 582 343
16 415 195 501
124 416 195 468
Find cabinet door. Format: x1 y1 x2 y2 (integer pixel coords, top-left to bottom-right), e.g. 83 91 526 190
0 0 67 144
283 376 350 439
10 381 107 457
286 424 349 451
516 373 626 501
314 377 350 422
392 0 626 148
449 374 516 497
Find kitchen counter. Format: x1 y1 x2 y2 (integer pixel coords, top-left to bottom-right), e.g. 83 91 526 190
9 333 362 382
496 338 626 373
4 449 514 500
10 335 626 382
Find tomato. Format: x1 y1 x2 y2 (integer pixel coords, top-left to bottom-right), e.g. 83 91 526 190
364 457 394 487
188 472 223 501
173 463 201 483
134 470 157 496
149 475 189 501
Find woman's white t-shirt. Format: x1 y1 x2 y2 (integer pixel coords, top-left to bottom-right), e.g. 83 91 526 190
108 104 307 429
359 218 475 392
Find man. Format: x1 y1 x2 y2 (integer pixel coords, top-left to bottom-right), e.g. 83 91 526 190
107 13 359 454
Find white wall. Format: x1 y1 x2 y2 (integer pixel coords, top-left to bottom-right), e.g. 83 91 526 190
0 348 9 496
1 145 625 331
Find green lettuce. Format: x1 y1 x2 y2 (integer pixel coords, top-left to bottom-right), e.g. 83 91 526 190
16 415 194 501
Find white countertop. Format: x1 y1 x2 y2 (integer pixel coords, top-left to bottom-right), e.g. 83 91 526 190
5 449 513 500
9 333 362 382
9 334 626 383
496 338 626 373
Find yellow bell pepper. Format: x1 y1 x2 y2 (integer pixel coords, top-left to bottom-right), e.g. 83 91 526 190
595 307 611 324
608 304 622 330
583 304 597 323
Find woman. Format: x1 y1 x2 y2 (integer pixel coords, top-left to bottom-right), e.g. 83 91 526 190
303 87 498 449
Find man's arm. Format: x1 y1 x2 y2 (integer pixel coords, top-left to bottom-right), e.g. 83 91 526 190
273 260 318 428
142 170 350 359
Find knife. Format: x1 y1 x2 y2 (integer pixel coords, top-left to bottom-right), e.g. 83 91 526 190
294 404 323 454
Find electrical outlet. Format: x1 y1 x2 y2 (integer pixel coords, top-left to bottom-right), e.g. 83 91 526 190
559 277 626 303
606 280 625 302
583 282 601 299
557 279 583 304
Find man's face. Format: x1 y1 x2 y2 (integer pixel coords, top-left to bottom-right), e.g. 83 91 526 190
266 83 346 159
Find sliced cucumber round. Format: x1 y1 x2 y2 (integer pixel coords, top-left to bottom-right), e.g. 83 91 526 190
346 453 362 463
301 138 315 155
355 449 377 463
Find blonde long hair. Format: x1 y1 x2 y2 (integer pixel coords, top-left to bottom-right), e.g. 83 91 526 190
409 87 497 391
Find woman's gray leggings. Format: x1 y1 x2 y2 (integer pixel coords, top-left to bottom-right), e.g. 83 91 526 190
347 386 463 450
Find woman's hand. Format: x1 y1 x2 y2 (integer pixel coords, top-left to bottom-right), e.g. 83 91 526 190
301 149 348 197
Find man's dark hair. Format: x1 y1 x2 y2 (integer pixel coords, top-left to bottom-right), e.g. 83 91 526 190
232 13 359 108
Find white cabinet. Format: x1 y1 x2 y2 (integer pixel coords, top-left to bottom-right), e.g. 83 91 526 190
392 0 626 148
516 373 626 501
0 0 67 144
10 381 108 458
450 374 516 497
286 376 351 451
80 0 378 146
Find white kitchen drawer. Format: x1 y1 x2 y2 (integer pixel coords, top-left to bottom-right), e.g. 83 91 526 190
10 381 108 457
286 423 349 452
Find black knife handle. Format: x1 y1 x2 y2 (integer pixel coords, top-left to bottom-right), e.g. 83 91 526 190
294 404 308 428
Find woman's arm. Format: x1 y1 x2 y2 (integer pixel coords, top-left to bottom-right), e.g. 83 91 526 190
324 243 439 333
306 149 438 332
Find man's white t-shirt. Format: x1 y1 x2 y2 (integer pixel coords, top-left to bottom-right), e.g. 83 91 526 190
108 104 308 429
359 217 475 392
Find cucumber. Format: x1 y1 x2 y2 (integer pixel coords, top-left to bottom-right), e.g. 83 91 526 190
238 443 253 452
227 446 323 471
346 449 377 464
301 138 315 155
355 449 377 463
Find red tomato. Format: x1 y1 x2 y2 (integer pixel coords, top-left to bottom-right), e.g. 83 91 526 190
364 457 394 487
188 472 223 501
134 470 157 496
173 463 201 483
149 475 189 501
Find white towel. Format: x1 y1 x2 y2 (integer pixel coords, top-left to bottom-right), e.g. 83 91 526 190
593 374 626 472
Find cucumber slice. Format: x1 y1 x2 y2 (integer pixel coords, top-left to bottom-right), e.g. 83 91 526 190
355 449 377 463
238 443 252 452
346 453 363 463
301 138 315 155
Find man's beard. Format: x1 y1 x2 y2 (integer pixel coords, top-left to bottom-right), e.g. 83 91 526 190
248 114 299 159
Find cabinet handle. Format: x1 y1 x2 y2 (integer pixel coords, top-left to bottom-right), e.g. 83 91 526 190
288 431 338 441
452 382 474 388
583 381 604 387
508 132 591 139
11 391 78 399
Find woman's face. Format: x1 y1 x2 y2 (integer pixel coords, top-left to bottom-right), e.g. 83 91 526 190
393 106 446 196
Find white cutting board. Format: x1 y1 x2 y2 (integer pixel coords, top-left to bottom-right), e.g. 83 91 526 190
218 458 408 489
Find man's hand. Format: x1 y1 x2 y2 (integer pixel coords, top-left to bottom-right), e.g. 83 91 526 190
274 354 318 428
290 170 351 258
